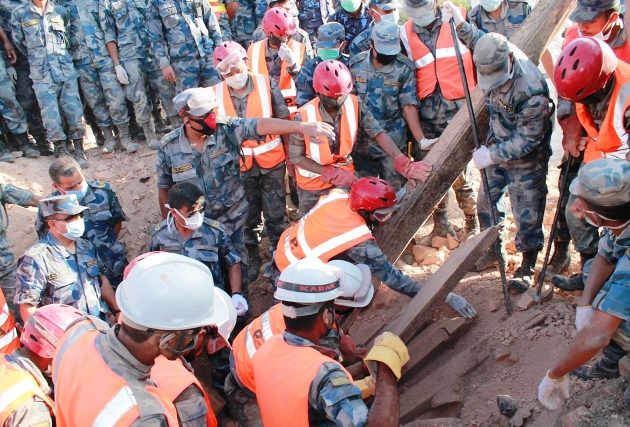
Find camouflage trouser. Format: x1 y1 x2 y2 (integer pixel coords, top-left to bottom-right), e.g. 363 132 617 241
224 372 263 427
297 187 329 216
14 54 46 140
75 60 128 127
119 59 152 124
565 192 600 255
243 165 288 252
352 151 405 191
0 79 28 135
33 79 85 142
553 155 581 243
171 54 221 94
146 58 176 117
0 267 18 319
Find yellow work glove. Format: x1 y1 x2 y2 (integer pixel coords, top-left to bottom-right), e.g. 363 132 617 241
364 332 410 380
354 376 376 400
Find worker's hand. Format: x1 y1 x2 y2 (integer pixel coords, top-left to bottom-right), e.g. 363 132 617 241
226 1 239 19
419 137 439 150
162 65 177 83
394 154 432 188
558 115 584 158
231 293 248 316
444 292 477 318
472 146 494 169
278 43 297 67
364 332 410 380
354 376 376 399
114 64 130 85
575 306 594 332
577 136 588 153
321 165 357 188
339 334 368 363
7 67 17 84
3 40 16 64
537 371 570 410
299 121 335 140
441 1 464 25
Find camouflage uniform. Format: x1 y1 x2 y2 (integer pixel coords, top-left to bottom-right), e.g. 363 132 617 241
11 2 85 143
466 0 531 38
0 57 28 136
251 27 314 60
150 216 241 292
295 55 348 107
227 0 258 47
0 183 33 316
147 0 223 93
348 23 373 58
328 5 372 54
296 0 335 44
34 180 129 286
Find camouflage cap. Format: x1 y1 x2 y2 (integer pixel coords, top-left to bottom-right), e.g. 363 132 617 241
569 158 630 206
570 0 620 23
371 21 401 55
473 33 511 90
39 194 88 218
318 22 345 49
370 0 401 11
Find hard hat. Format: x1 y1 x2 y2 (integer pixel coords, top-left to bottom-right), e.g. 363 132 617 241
123 251 162 280
313 60 353 98
173 88 217 115
262 7 297 38
553 37 618 102
349 177 397 212
117 252 230 331
213 41 248 67
20 304 86 359
274 257 343 305
214 288 237 341
327 260 374 308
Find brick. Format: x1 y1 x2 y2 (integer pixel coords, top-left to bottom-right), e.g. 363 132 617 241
413 245 437 263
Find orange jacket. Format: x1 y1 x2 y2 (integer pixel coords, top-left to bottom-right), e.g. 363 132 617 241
215 73 286 171
273 189 373 271
295 96 358 191
0 290 19 355
400 13 476 101
563 25 630 62
252 335 352 427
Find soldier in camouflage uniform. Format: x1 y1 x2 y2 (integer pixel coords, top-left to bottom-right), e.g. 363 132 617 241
34 157 129 288
0 183 40 318
296 0 334 44
464 33 553 292
147 0 223 93
348 0 400 58
226 0 258 48
11 0 85 160
15 194 119 321
466 0 530 38
328 0 372 54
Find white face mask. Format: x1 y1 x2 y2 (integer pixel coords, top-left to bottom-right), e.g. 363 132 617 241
376 10 398 24
175 209 204 230
578 17 619 42
225 71 249 90
407 2 436 28
480 0 503 12
61 217 85 240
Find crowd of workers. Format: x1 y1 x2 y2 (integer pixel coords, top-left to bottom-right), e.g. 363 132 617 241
0 0 629 424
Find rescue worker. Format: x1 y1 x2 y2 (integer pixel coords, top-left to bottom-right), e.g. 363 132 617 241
53 253 234 426
328 0 373 54
0 304 85 426
291 58 432 214
0 289 19 354
273 177 477 317
400 0 479 238
252 257 406 426
225 0 259 48
251 0 314 58
349 0 401 58
537 159 630 410
212 41 290 282
14 194 120 322
465 0 531 38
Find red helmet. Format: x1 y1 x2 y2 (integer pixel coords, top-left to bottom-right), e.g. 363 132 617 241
553 37 618 102
212 41 248 67
262 7 297 38
20 304 85 358
349 177 397 212
313 60 353 97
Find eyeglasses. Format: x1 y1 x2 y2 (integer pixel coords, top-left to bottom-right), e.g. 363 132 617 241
176 206 204 219
159 328 203 355
54 213 83 222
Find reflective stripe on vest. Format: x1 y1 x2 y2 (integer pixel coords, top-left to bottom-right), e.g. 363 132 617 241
0 291 19 355
93 385 138 426
0 358 55 424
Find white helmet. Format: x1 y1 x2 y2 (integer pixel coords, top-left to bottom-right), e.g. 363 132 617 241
117 252 230 331
274 257 343 305
327 260 374 308
214 288 237 340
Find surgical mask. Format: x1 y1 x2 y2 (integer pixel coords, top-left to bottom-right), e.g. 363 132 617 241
377 11 399 24
318 47 341 60
225 71 249 89
486 58 515 91
406 2 436 27
578 17 618 42
175 209 204 230
374 49 397 65
189 111 217 136
480 0 503 12
319 94 347 110
66 180 89 200
62 217 85 240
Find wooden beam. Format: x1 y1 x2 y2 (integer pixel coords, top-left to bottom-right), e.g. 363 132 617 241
374 0 577 262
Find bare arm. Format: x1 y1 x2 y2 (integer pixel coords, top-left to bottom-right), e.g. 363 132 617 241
367 363 399 427
158 188 169 219
100 275 119 313
105 41 121 65
402 104 425 143
227 263 242 294
113 221 122 236
28 194 42 207
0 26 16 64
374 132 405 159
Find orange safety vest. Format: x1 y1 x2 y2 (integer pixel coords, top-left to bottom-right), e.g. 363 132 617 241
400 13 476 101
273 190 374 271
247 39 305 113
209 0 226 19
151 356 218 427
0 357 55 424
214 73 286 171
0 290 19 355
576 61 630 162
231 303 285 393
563 25 630 63
253 335 353 427
54 329 179 427
295 96 358 191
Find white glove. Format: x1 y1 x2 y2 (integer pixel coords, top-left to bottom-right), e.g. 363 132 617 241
472 146 494 169
7 67 16 83
114 64 130 85
575 306 594 332
441 1 464 25
232 293 248 316
444 292 477 318
537 371 570 410
278 43 296 67
419 137 439 150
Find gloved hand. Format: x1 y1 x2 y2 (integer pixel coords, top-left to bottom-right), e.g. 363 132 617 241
6 67 16 84
472 146 494 169
558 114 584 158
444 292 477 318
419 137 439 150
115 64 130 85
441 1 464 25
339 334 368 363
232 293 248 316
394 154 432 188
575 306 594 332
321 165 357 188
537 371 570 410
354 376 376 399
364 332 410 380
278 43 297 67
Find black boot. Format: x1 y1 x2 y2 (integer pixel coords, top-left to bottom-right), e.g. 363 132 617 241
419 205 456 245
53 140 70 157
507 250 538 293
35 134 53 156
544 240 571 279
246 244 261 283
0 139 14 163
465 214 479 236
73 139 89 168
572 341 626 380
15 133 39 158
471 245 505 272
552 252 595 292
153 110 171 134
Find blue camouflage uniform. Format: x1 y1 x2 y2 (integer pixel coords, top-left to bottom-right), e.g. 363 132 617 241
0 183 33 315
150 216 241 291
328 6 372 54
296 0 335 44
227 0 258 47
34 180 128 286
466 0 530 38
147 0 223 93
14 233 106 317
0 57 28 136
11 1 85 143
349 23 373 58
